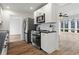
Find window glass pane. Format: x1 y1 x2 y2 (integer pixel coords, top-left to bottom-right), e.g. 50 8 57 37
61 21 63 28
71 20 75 28
77 20 79 28
65 20 68 28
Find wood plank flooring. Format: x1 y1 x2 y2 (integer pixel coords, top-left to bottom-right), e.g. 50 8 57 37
8 32 79 55
7 41 47 55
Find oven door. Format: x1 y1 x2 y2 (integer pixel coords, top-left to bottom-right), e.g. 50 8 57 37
32 34 41 47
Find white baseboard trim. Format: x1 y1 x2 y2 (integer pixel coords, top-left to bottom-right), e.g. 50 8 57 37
9 34 23 42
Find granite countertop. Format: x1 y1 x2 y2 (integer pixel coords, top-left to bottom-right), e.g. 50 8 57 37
40 30 56 33
32 34 40 36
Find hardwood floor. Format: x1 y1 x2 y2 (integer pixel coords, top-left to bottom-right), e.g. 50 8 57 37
8 33 79 55
8 41 47 55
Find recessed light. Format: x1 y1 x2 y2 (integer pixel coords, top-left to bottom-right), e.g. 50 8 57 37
6 6 10 9
30 7 33 10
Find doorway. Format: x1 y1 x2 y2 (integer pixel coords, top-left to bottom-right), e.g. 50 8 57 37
9 15 23 42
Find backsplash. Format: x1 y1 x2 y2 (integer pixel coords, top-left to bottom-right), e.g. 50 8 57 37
37 22 57 31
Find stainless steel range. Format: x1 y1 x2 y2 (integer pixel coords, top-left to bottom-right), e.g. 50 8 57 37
31 30 41 49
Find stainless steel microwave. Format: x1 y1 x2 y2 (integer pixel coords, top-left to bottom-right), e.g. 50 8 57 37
36 14 45 23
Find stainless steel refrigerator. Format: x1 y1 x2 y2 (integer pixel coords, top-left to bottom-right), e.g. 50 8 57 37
23 18 34 43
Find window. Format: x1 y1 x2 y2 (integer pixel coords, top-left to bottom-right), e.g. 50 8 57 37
61 21 63 28
65 20 68 28
77 19 79 33
77 20 79 28
61 21 63 32
71 20 75 28
71 20 75 32
60 19 79 33
64 20 68 32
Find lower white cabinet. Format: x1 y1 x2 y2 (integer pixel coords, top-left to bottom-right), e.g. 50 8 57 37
41 32 59 54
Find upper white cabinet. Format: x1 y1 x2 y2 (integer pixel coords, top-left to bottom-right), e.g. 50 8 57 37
34 3 58 24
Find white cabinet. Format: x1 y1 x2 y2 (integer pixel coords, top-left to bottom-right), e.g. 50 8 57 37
34 7 44 24
43 4 56 23
34 3 57 24
41 32 59 54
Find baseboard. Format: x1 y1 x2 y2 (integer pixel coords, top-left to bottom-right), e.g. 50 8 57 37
9 34 22 42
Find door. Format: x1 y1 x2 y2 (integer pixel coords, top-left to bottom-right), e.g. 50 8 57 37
10 16 22 35
10 15 23 42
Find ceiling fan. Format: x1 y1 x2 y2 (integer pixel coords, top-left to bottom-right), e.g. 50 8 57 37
59 13 68 17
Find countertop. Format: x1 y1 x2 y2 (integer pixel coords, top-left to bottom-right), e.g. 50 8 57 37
40 30 56 33
31 30 56 34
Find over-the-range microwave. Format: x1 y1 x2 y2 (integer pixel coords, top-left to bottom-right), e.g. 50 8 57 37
36 13 45 23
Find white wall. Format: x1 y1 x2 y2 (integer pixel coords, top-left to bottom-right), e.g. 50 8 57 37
0 6 9 30
0 6 33 41
2 10 33 36
10 16 23 35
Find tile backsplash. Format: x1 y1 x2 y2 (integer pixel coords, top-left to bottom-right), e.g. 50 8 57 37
37 22 57 31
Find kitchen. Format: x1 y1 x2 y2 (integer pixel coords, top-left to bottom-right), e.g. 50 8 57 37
0 3 59 55
1 3 79 55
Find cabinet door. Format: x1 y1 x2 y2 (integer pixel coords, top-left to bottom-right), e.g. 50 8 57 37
46 33 57 53
41 33 58 53
34 3 57 24
34 8 43 24
43 4 52 23
41 33 48 51
42 4 56 23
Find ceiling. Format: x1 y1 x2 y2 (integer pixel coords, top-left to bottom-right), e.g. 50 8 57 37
0 3 68 15
0 3 47 14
